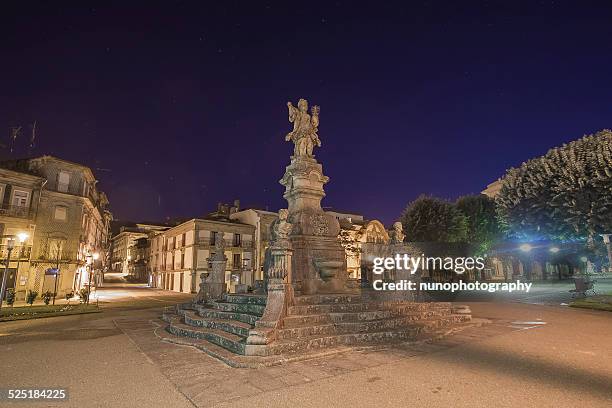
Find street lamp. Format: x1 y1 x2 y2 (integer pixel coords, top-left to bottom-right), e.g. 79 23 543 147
519 244 532 252
86 252 99 306
549 247 560 253
0 232 29 310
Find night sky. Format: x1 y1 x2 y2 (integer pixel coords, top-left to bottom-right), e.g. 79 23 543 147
2 1 612 225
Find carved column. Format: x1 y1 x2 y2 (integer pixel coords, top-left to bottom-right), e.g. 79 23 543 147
246 245 294 345
194 239 228 304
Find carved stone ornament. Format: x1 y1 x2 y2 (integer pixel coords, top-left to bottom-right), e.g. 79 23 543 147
310 214 329 236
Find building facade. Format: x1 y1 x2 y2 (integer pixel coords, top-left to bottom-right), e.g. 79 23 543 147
0 156 113 298
0 168 46 300
149 218 255 294
110 223 168 275
229 208 278 282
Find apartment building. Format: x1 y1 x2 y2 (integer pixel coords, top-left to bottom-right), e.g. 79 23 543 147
110 223 168 274
0 168 45 300
229 208 277 282
149 218 255 294
0 156 112 298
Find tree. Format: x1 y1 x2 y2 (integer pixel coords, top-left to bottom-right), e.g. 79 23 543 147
456 194 501 255
496 129 612 241
400 195 468 242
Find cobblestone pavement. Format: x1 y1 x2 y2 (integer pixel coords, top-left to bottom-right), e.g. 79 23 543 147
114 312 519 407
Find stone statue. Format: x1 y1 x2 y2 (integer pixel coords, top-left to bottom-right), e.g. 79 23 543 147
391 222 405 243
270 209 293 247
285 98 321 157
213 233 226 257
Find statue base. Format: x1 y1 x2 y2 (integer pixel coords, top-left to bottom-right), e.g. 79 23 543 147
291 234 347 295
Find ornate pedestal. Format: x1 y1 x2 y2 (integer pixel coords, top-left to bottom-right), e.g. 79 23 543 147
195 238 227 303
280 156 347 294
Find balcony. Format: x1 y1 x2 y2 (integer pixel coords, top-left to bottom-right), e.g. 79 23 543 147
198 238 253 249
0 245 32 260
0 205 32 219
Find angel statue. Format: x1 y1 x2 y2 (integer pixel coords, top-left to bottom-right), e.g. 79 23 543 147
285 98 321 157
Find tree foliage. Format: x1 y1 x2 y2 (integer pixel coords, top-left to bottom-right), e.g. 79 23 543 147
496 129 612 241
456 194 501 255
400 195 467 242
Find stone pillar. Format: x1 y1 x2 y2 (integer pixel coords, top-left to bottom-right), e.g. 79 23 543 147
247 246 294 345
194 238 227 304
279 156 347 294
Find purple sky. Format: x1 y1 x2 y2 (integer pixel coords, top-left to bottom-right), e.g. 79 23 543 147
2 1 612 225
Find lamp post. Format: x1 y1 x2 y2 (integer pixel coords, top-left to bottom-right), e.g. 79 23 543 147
86 252 99 306
0 233 29 310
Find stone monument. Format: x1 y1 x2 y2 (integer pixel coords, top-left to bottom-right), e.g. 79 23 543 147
195 233 227 303
281 98 347 294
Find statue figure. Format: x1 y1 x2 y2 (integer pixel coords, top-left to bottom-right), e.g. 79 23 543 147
271 209 293 246
391 222 405 244
213 232 226 256
285 98 321 157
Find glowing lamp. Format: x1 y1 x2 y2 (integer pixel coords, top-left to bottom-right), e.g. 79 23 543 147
519 244 532 252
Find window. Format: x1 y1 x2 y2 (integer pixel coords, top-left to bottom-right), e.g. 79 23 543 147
49 239 65 260
12 190 29 207
180 252 185 269
182 233 186 247
83 181 89 196
233 233 241 246
57 171 70 193
54 206 67 221
210 232 216 246
233 253 241 269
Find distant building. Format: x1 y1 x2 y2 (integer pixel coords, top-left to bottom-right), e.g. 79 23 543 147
338 218 389 278
229 208 278 282
482 179 503 198
110 223 168 274
149 216 255 294
130 237 150 282
0 155 113 298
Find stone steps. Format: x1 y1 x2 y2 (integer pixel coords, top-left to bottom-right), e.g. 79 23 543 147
224 294 267 305
183 310 252 337
266 327 422 355
163 294 470 363
194 304 260 326
277 315 441 339
282 309 450 328
166 315 246 355
293 293 363 305
212 300 266 316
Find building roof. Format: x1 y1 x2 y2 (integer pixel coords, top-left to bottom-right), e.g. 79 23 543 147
0 155 98 181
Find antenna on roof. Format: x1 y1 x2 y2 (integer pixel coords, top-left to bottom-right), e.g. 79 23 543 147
9 126 21 154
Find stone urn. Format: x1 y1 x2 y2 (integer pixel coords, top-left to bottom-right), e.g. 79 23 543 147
313 259 346 293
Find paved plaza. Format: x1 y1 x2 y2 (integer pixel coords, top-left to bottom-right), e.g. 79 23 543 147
1 282 611 407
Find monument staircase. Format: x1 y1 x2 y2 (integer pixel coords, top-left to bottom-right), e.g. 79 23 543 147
161 292 471 367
